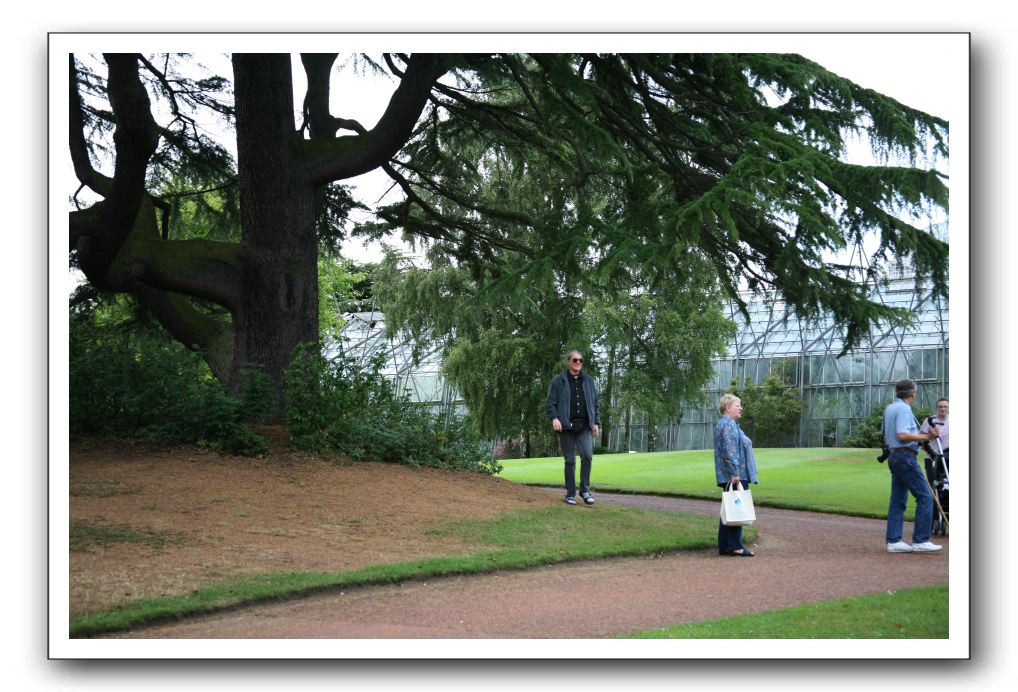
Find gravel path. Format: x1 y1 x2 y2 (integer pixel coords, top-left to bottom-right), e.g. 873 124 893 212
104 492 948 639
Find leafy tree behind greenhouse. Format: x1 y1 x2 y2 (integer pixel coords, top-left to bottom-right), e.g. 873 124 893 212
731 375 804 447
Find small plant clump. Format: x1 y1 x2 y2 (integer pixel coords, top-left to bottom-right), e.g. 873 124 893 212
284 343 500 474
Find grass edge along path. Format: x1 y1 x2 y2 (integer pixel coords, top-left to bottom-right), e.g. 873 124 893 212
70 505 724 637
499 448 905 520
623 584 948 639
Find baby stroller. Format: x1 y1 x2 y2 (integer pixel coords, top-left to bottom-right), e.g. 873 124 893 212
923 424 949 536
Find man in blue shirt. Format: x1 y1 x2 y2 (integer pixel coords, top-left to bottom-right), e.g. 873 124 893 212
883 379 943 553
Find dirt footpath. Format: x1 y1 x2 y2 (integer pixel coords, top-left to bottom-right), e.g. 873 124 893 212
103 492 949 639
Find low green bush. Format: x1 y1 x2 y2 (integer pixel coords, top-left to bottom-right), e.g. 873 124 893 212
284 343 499 474
69 318 268 456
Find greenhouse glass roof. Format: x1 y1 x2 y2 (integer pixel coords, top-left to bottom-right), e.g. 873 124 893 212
724 269 948 360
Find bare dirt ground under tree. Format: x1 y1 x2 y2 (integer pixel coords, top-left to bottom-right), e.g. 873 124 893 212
69 439 949 638
69 438 560 615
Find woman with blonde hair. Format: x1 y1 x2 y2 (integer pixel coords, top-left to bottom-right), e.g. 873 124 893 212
713 394 758 556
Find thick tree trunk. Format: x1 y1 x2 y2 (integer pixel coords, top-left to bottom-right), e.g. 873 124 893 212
232 54 319 419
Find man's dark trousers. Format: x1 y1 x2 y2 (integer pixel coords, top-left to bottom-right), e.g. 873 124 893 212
560 423 593 498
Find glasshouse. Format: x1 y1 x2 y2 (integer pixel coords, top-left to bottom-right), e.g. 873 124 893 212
661 263 949 450
332 242 949 451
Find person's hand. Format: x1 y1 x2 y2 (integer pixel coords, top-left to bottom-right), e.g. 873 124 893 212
927 425 939 440
552 418 562 432
730 475 741 488
592 425 599 438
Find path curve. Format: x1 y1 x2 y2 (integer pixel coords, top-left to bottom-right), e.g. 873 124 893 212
104 492 948 639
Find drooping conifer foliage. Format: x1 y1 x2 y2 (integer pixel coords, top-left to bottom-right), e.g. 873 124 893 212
68 52 947 420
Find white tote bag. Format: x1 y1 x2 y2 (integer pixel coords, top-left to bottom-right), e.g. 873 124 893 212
720 481 756 526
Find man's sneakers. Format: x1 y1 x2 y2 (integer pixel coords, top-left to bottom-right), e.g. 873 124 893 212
580 491 595 505
565 496 577 505
887 540 944 553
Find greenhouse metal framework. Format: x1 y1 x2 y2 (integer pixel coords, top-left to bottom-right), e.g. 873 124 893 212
329 311 460 416
635 264 949 451
334 239 949 451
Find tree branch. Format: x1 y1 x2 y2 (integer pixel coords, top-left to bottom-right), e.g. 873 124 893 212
130 238 245 310
72 54 160 283
137 54 197 130
300 53 339 140
133 283 235 382
303 53 449 185
68 55 112 198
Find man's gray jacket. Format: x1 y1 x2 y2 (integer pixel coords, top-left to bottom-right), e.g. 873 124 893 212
546 370 600 430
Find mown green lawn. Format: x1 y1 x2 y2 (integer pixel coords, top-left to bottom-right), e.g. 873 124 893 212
499 447 905 519
624 584 948 638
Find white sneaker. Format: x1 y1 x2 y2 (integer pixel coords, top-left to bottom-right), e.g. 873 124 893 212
887 541 913 553
912 541 943 553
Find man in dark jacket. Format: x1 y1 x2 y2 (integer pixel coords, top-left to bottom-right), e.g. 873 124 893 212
546 350 600 505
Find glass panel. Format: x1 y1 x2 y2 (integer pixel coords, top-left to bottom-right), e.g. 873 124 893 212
873 351 893 383
824 356 837 385
633 427 647 452
849 387 866 417
890 351 908 381
807 421 823 447
837 419 852 445
813 357 824 385
717 360 733 389
823 419 838 447
923 349 939 380
739 359 755 386
851 355 866 383
773 356 799 386
411 374 441 402
839 392 851 417
908 350 923 381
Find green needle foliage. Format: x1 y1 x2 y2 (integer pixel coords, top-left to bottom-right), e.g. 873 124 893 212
70 52 948 420
371 53 948 353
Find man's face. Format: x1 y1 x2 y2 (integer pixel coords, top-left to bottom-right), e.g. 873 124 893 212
936 400 949 418
568 353 583 375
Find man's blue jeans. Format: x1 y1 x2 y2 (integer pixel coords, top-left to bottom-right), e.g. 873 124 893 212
559 427 593 497
886 448 934 544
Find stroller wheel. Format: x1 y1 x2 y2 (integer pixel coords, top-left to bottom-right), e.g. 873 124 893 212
932 514 945 536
